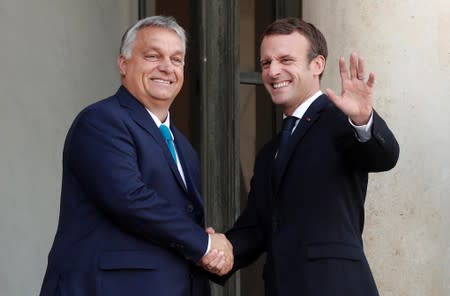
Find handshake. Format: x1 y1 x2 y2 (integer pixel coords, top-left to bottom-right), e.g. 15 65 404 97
197 227 234 276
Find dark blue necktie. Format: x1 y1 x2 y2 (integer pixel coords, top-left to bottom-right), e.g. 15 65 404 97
273 116 297 187
159 124 177 163
276 116 297 159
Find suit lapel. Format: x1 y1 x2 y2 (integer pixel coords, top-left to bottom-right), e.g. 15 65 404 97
116 87 188 193
272 94 330 193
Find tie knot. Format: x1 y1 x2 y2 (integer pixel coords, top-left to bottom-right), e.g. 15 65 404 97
159 124 172 141
282 116 297 133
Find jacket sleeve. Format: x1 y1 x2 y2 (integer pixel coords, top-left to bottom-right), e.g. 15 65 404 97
342 110 400 172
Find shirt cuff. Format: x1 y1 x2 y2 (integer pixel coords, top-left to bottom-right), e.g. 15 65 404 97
204 234 211 256
348 112 373 142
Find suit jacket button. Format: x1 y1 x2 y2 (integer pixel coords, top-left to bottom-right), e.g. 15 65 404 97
186 204 194 213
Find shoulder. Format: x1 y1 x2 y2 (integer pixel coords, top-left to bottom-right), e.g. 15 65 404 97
65 91 132 141
74 92 127 126
80 95 120 118
319 97 348 125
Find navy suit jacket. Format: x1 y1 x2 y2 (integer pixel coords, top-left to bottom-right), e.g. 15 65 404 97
225 95 400 295
40 86 210 296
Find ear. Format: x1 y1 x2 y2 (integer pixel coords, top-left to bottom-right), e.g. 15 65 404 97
311 55 326 77
117 55 127 76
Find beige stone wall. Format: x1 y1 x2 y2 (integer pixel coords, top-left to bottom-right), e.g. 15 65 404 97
303 1 450 295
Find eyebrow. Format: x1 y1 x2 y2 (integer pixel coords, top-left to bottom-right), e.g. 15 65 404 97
260 54 294 63
278 54 294 59
143 46 185 56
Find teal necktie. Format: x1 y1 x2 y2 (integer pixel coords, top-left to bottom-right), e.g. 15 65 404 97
159 124 177 163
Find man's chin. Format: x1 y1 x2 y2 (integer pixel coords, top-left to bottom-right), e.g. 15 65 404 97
270 95 288 106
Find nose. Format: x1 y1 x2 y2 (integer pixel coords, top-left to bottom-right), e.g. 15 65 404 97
267 61 281 77
157 57 173 72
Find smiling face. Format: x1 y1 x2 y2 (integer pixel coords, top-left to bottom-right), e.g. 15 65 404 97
118 26 185 116
260 32 324 115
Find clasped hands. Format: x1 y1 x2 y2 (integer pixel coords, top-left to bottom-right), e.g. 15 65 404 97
197 227 233 276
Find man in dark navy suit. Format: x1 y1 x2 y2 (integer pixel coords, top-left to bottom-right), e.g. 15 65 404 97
207 17 399 295
39 16 232 296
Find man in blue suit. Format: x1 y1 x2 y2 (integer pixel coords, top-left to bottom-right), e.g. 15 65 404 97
39 16 232 296
207 18 399 295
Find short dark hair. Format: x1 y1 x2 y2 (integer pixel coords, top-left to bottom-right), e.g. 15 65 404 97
262 17 328 78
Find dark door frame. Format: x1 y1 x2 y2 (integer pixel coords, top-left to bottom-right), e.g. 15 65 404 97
197 1 302 296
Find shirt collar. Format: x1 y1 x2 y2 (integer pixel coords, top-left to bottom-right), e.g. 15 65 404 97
284 90 323 119
146 109 174 139
146 109 171 128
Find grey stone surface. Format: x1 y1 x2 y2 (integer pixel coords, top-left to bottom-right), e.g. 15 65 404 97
0 1 136 295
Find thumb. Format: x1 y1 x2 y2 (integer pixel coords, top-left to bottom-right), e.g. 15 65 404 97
325 88 340 107
206 227 216 234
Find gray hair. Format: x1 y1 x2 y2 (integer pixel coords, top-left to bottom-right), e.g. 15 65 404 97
120 15 187 59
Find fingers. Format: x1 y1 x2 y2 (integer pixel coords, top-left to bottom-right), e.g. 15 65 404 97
367 72 376 88
325 87 345 112
357 56 365 81
199 248 233 276
350 52 358 80
329 53 375 119
200 232 234 275
212 234 233 262
206 250 233 276
206 250 226 274
198 248 220 267
216 257 234 276
209 251 225 269
325 88 338 103
338 56 348 81
349 52 366 81
345 52 368 82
